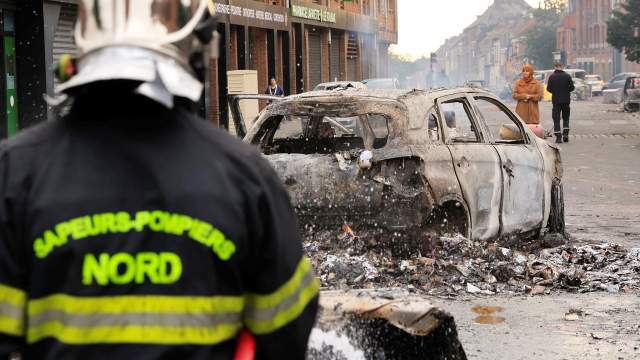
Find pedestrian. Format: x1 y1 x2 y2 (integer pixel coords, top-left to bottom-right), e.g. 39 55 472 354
512 64 543 124
546 61 575 143
266 77 285 96
0 1 318 359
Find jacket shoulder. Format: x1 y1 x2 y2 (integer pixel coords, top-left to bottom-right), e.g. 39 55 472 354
0 119 62 156
181 112 275 182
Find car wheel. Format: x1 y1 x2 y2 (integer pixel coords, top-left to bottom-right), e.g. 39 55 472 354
548 182 565 234
429 201 471 239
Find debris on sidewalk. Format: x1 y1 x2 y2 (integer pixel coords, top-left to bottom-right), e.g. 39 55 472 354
564 308 584 321
304 229 640 296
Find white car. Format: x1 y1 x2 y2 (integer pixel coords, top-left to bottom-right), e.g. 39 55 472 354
585 75 604 96
313 81 367 91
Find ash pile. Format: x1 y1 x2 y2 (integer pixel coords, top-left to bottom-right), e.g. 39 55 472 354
304 226 640 296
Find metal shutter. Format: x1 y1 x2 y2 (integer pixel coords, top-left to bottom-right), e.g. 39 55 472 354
52 4 78 64
329 34 341 82
0 1 16 9
307 32 322 90
347 33 358 81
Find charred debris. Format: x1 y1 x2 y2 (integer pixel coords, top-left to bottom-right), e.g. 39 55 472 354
305 228 640 297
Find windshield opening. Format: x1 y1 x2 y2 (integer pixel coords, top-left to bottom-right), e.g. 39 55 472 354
254 113 390 155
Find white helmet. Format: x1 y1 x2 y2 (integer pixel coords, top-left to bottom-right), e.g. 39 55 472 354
58 0 218 108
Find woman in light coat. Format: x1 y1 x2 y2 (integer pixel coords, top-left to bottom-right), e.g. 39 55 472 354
512 64 543 124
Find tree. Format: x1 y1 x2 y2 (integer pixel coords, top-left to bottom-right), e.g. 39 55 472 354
388 53 429 84
607 0 640 63
524 0 565 69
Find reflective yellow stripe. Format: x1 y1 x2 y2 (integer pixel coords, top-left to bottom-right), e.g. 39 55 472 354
0 284 26 308
0 316 24 337
246 257 313 309
244 257 320 335
29 294 244 315
27 294 245 345
28 322 243 345
0 284 26 336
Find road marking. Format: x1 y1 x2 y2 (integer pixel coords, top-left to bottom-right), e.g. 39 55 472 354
580 120 595 126
568 134 640 140
610 120 629 125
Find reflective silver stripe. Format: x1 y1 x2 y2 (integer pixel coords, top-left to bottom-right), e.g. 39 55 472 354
0 302 24 320
29 310 242 329
243 269 316 322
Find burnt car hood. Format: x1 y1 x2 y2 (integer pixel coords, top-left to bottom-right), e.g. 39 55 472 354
265 152 385 217
264 149 432 233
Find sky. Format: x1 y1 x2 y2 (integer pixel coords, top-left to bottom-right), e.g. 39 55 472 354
390 0 541 60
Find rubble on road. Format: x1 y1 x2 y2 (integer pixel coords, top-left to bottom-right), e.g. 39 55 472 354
304 228 640 296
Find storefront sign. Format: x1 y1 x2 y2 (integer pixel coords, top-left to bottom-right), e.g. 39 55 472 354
212 2 286 24
291 4 336 24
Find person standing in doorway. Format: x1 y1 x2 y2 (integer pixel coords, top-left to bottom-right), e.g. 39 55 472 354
512 64 543 124
266 77 285 96
546 62 575 143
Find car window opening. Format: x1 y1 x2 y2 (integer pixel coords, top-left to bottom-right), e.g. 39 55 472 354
441 100 481 143
257 113 391 155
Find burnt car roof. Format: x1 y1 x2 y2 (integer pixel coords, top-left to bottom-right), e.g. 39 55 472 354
245 87 499 144
288 87 493 102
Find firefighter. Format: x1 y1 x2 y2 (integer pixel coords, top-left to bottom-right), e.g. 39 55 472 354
0 1 318 359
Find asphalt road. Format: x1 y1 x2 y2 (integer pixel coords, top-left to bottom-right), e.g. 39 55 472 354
446 99 640 360
538 99 640 247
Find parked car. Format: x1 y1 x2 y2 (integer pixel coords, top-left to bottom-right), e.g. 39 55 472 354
537 69 588 101
464 80 486 88
572 78 591 101
314 81 367 91
623 76 640 112
232 88 565 245
585 74 604 96
603 72 639 91
361 78 400 90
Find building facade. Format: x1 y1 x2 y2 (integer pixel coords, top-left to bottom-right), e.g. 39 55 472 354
563 0 640 80
435 0 532 89
556 0 577 67
0 0 397 136
209 0 397 127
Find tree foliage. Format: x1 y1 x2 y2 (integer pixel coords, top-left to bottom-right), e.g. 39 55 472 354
388 54 429 81
524 0 565 69
607 0 640 63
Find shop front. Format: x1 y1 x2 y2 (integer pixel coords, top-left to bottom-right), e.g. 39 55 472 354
289 1 377 91
209 0 289 128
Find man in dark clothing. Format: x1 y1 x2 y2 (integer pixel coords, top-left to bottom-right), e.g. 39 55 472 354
546 62 575 143
0 1 318 359
266 78 285 96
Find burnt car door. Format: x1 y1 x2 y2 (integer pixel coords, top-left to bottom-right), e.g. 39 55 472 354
470 95 545 236
227 94 284 138
436 94 502 241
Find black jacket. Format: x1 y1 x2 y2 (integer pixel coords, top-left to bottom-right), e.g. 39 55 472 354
547 69 575 104
0 92 318 359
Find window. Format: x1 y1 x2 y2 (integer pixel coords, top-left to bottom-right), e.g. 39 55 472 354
260 113 390 154
367 114 389 140
274 116 304 139
474 97 525 143
440 100 480 143
426 109 439 141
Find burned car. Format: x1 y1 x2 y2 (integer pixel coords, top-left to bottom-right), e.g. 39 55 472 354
236 88 564 246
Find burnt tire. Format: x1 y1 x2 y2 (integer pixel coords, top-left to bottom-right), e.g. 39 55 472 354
548 182 565 234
